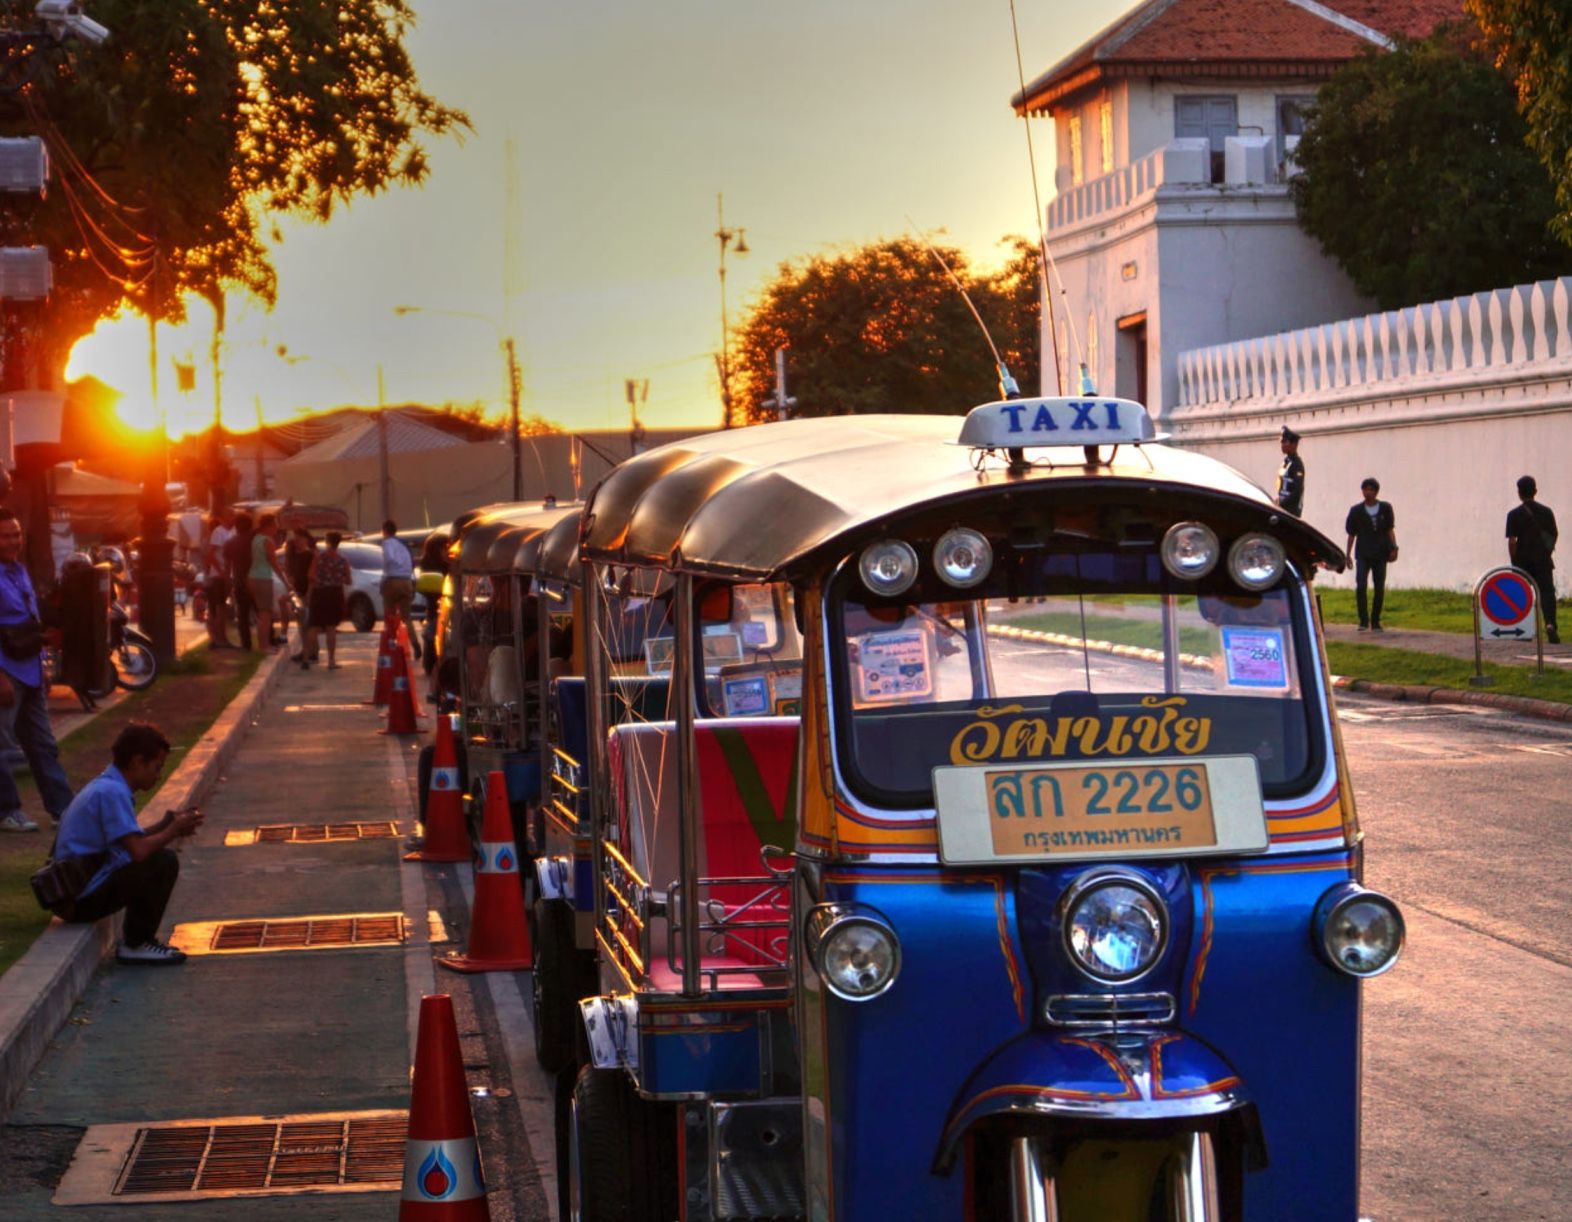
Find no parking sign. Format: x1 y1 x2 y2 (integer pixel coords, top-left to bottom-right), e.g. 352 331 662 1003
1475 567 1537 640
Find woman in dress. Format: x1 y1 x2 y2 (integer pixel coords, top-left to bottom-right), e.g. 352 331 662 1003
302 531 352 670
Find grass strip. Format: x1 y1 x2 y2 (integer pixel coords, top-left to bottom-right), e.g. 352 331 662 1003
1326 641 1572 705
0 646 262 977
1317 586 1568 636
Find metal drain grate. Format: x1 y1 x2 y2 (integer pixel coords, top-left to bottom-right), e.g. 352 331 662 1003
169 912 407 956
63 1111 410 1202
227 822 401 846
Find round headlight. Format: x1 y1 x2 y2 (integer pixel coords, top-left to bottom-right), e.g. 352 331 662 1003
1161 522 1220 580
1315 886 1405 978
813 914 901 1001
1227 532 1287 591
933 528 993 589
859 540 918 597
1063 873 1167 983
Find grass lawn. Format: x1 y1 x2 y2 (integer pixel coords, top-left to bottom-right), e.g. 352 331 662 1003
0 646 261 977
1317 586 1569 636
1008 610 1216 654
1326 640 1572 703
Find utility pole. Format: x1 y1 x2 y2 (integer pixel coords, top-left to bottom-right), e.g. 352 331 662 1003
138 246 177 668
714 193 748 428
252 396 265 497
625 378 649 455
760 347 796 421
504 338 522 500
376 365 391 522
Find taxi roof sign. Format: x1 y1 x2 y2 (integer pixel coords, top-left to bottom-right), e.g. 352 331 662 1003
958 396 1155 449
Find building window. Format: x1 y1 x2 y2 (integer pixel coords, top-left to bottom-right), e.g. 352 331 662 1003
1174 95 1238 182
1068 114 1084 187
1099 99 1114 175
1276 95 1316 168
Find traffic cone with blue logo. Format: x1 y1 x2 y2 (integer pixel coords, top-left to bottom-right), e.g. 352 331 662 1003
366 609 400 707
400 993 489 1220
405 713 470 863
438 770 532 972
382 645 423 735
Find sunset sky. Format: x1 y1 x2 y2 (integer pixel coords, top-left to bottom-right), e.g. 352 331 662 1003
66 1 1106 439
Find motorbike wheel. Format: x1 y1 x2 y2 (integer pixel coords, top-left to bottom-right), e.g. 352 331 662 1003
532 898 577 1073
567 1065 678 1222
113 641 157 691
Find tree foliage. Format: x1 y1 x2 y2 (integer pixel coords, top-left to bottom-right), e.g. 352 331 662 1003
732 236 1042 424
1469 0 1572 242
1 0 468 376
1290 28 1572 309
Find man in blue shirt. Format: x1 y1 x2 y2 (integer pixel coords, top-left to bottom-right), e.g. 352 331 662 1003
0 508 74 832
56 722 204 965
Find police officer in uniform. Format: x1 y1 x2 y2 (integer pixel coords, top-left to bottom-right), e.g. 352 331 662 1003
1506 474 1559 644
1276 427 1305 517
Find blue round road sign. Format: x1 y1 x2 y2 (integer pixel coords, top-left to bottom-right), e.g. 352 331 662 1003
1480 570 1535 627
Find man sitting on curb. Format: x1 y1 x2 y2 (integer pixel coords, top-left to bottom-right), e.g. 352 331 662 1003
54 722 204 965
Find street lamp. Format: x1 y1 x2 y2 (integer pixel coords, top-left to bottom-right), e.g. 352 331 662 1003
715 194 748 429
392 305 523 500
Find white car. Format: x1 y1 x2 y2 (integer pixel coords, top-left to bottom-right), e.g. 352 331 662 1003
271 540 389 632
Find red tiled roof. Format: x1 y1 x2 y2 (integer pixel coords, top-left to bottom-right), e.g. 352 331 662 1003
1014 0 1465 113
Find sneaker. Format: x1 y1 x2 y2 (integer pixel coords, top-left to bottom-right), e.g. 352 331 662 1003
116 939 187 966
1549 629 1561 645
0 810 39 832
1371 624 1384 632
1357 624 1369 632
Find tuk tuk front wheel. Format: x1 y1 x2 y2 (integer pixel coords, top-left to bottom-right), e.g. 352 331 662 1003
531 898 577 1073
567 1065 677 1222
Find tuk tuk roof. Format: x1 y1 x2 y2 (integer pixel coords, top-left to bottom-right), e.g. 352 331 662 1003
531 511 583 584
454 503 580 574
581 414 1346 578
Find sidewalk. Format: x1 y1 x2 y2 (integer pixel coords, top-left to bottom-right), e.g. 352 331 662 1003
0 636 551 1219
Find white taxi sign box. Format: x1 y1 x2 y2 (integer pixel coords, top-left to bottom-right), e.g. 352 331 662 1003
933 753 1268 866
957 396 1156 450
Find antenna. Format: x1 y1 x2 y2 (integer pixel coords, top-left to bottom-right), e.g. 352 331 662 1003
906 219 1020 400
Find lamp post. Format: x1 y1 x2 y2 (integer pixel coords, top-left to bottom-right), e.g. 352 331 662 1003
714 194 748 429
392 305 522 500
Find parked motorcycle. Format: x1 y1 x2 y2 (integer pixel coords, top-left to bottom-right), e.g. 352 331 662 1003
108 594 157 691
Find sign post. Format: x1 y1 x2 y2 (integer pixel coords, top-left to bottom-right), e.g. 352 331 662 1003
1472 566 1543 685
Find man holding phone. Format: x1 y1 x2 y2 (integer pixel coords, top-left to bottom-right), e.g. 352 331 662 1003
54 722 204 965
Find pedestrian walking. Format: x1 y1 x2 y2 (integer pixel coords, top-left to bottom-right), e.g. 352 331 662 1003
247 512 290 652
52 722 203 965
1276 427 1305 517
1344 478 1398 631
380 519 416 651
284 526 315 660
302 531 352 670
1507 475 1559 644
0 508 73 833
226 512 254 651
204 508 236 649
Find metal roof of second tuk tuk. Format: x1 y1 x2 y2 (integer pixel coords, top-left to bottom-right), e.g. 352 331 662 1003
581 413 1345 579
455 503 580 574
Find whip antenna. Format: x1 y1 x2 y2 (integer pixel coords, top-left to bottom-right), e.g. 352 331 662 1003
905 218 1020 399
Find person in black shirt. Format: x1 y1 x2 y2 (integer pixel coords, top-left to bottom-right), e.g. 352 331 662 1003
1343 478 1398 631
1276 427 1305 517
1507 475 1559 644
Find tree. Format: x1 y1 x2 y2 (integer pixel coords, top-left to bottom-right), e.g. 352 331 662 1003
1289 28 1572 309
0 0 469 380
1469 0 1572 242
731 236 1040 424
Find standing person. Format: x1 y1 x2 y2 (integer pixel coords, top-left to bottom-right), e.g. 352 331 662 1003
1507 475 1560 644
302 531 352 670
0 508 73 833
226 512 255 652
204 508 236 649
284 526 315 660
1343 478 1398 631
53 722 202 964
248 513 290 652
1275 427 1305 518
379 520 416 651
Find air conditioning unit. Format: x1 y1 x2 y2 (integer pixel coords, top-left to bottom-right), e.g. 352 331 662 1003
0 138 48 195
0 247 52 300
1224 135 1274 186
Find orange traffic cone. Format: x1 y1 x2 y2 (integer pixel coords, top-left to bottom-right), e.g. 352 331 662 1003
439 770 532 972
405 714 470 863
396 618 427 717
366 620 397 707
383 647 423 735
399 994 490 1220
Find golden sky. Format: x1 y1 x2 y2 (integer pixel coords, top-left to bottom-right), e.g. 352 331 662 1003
67 0 1103 439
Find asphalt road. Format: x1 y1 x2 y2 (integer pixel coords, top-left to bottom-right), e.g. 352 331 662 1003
1341 692 1572 1221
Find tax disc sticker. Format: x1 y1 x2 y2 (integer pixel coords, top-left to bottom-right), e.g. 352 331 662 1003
1220 626 1289 690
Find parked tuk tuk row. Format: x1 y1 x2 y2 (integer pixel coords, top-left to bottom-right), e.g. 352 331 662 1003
433 396 1405 1221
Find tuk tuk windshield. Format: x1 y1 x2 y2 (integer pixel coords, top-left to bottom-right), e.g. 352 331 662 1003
833 554 1322 807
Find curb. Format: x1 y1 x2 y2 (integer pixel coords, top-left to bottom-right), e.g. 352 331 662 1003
0 646 291 1123
1331 674 1572 722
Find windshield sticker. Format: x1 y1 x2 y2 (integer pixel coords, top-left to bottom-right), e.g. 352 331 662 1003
949 697 1213 765
852 629 933 705
1220 626 1289 690
722 675 770 717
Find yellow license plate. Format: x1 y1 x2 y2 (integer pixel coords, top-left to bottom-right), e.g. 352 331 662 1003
987 762 1217 857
